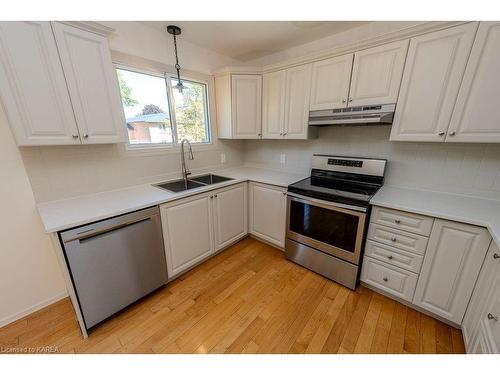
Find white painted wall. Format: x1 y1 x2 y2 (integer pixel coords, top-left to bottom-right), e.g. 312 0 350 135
0 103 66 328
243 126 500 200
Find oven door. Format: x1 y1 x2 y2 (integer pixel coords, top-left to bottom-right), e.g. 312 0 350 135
286 193 367 265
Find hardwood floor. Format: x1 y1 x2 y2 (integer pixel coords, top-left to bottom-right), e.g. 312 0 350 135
0 237 465 354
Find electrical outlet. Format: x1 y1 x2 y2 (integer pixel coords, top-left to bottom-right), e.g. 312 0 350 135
220 153 226 164
280 153 286 165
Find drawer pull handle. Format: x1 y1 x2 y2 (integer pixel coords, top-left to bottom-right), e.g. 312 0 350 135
494 253 500 260
383 277 389 282
388 255 393 260
487 313 498 322
391 237 397 242
394 219 401 224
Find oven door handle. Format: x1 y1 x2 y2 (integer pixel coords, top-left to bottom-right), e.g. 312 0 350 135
287 192 367 213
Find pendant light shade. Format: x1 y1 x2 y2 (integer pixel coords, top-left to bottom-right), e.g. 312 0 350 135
167 25 184 93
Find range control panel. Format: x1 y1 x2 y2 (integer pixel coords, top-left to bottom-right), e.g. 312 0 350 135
328 159 363 168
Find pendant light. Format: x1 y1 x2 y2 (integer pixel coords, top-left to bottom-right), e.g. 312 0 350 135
166 25 184 93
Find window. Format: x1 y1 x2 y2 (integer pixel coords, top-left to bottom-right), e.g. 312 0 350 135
116 67 211 148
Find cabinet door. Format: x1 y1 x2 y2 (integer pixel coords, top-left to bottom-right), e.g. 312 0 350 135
0 21 80 145
448 22 500 143
413 219 491 324
283 64 312 139
262 70 286 139
249 182 287 248
160 193 214 278
231 74 262 139
213 183 248 251
52 23 126 144
390 23 477 142
310 54 353 110
348 40 408 107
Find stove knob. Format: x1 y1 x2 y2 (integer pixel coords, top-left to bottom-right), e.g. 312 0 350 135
383 277 389 282
394 219 401 224
391 237 397 242
388 255 393 260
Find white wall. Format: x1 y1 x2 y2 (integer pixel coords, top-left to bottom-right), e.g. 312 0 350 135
244 126 500 200
21 21 245 203
0 103 66 328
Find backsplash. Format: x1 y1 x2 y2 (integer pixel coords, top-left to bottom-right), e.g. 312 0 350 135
21 140 243 202
243 126 500 200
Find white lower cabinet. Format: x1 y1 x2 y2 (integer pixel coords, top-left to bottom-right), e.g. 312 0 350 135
249 182 287 248
213 183 247 251
413 219 491 325
160 183 247 279
463 241 500 353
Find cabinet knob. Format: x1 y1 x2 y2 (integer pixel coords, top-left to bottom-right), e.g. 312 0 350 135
388 255 393 260
487 313 498 322
258 133 262 137
282 192 287 196
383 277 389 282
214 194 218 198
210 196 213 200
83 134 89 139
493 253 499 260
449 131 456 136
279 133 283 136
283 132 287 136
348 98 353 102
342 99 346 104
394 219 401 224
438 131 445 136
391 237 397 242
72 134 79 139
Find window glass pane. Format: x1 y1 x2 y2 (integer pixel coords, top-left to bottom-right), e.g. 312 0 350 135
116 68 173 145
171 79 210 143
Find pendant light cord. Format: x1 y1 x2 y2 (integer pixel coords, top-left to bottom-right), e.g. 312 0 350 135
173 34 182 86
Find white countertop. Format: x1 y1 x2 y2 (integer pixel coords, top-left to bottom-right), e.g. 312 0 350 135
371 185 500 247
37 166 306 233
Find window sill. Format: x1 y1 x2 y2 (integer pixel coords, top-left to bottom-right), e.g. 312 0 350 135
119 142 217 157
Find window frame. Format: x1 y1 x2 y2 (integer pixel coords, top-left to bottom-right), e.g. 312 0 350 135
114 61 215 156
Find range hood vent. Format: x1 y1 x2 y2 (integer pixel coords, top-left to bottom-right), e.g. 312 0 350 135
309 104 395 126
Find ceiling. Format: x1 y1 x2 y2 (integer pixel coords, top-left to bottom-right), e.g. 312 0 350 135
142 21 371 62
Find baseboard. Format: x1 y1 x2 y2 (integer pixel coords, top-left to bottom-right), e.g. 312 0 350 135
0 291 68 329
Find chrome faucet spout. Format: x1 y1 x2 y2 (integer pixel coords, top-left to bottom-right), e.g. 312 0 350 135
181 139 194 183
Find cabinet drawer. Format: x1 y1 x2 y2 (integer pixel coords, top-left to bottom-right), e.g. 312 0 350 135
371 206 434 236
361 257 418 302
364 240 424 273
367 223 428 255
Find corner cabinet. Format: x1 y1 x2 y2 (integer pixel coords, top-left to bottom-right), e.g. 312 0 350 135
215 72 262 139
0 21 126 146
462 241 500 353
390 23 478 142
413 219 491 325
447 22 500 143
160 183 248 279
249 182 287 248
262 64 316 140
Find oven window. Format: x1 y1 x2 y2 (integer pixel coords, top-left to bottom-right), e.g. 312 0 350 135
289 200 359 253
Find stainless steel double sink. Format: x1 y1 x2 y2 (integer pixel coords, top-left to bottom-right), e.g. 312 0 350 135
154 174 233 193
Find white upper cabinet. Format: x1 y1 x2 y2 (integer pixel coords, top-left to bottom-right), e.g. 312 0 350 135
283 64 313 139
447 22 500 143
0 22 80 145
262 70 286 139
348 40 408 107
390 23 478 142
413 219 491 325
215 72 262 139
0 21 126 146
52 23 126 144
309 54 353 110
261 64 316 140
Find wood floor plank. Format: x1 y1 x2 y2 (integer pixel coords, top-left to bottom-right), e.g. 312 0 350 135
0 237 465 354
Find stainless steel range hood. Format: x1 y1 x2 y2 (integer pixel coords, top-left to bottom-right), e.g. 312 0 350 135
309 104 395 126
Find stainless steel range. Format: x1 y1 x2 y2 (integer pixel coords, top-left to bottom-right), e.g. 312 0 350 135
285 155 387 289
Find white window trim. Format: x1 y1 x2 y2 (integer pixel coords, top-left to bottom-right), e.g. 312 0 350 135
112 51 219 157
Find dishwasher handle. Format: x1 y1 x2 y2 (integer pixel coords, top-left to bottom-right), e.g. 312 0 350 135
61 207 160 244
66 217 151 243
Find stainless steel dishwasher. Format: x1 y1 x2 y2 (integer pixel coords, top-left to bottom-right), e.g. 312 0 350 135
60 206 168 330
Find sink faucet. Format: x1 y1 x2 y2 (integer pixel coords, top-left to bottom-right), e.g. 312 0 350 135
180 139 194 183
